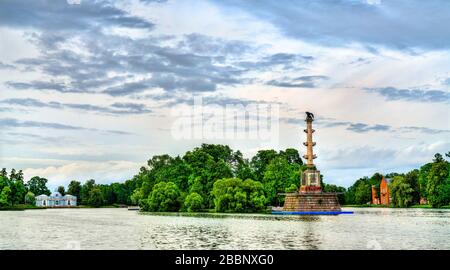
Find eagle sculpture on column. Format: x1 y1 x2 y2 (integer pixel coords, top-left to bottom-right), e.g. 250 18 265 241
305 111 314 120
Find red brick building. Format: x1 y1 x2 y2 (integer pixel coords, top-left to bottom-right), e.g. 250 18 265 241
371 176 391 205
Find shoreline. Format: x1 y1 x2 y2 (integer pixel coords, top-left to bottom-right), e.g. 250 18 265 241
2 204 450 212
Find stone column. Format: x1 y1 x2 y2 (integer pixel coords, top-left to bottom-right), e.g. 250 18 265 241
302 117 317 167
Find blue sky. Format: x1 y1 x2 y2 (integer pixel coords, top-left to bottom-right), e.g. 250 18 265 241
0 0 449 190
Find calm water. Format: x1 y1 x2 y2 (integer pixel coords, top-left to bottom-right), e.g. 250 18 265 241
0 208 449 250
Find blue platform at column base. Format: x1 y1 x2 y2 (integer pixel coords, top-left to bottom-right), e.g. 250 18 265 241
272 211 354 215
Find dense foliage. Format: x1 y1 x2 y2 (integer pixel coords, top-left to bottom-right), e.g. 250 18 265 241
130 144 305 212
345 153 450 207
1 145 449 211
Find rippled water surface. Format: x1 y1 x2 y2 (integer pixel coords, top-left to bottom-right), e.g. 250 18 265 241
0 208 449 249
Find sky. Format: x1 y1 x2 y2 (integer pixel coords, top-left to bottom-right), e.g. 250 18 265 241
0 0 449 190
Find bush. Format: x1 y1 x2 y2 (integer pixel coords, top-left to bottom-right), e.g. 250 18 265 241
24 191 36 205
184 192 204 212
213 178 266 213
147 182 181 211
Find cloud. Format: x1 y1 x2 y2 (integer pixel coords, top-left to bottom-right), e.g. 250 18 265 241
365 87 450 103
238 53 314 71
0 98 152 115
444 78 450 86
266 75 328 88
215 0 450 50
0 61 15 69
22 160 141 189
7 26 315 97
8 31 251 96
0 0 154 30
0 118 132 135
347 123 391 133
177 33 252 57
321 141 450 172
281 116 450 134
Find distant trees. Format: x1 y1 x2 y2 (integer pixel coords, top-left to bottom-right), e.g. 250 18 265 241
128 144 308 213
344 152 450 208
2 145 448 211
0 169 28 207
26 176 51 196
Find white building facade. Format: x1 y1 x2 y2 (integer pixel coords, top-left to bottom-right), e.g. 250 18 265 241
35 192 77 207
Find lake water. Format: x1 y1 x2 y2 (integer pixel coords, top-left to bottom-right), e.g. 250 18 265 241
0 208 449 250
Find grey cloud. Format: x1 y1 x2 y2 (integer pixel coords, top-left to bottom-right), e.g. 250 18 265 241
6 81 70 92
10 32 248 96
281 116 450 134
0 98 152 115
0 118 86 130
178 33 252 57
3 2 315 97
347 123 391 133
267 75 328 88
215 0 450 50
0 118 133 135
0 0 154 30
399 126 450 135
238 53 314 71
0 62 15 69
366 87 450 103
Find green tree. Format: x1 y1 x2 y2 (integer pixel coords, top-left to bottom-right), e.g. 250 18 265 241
390 176 414 207
100 184 115 205
130 188 144 206
57 186 66 196
426 161 450 208
80 179 96 205
67 180 81 200
26 176 51 196
147 182 181 212
212 178 266 213
241 179 266 211
0 186 12 207
419 163 432 199
11 177 27 205
404 169 420 204
235 159 256 181
433 153 445 163
263 156 299 206
285 183 298 193
1 168 7 178
251 149 278 181
354 181 371 205
24 191 36 205
183 192 204 212
323 183 346 205
88 187 104 207
279 148 303 165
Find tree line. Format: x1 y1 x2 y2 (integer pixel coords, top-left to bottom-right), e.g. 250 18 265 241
345 153 450 208
1 144 449 211
0 169 137 208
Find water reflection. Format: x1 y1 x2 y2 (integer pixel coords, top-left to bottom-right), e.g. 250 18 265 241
0 208 449 250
